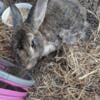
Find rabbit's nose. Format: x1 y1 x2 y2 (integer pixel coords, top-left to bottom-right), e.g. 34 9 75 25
26 63 33 70
26 58 37 70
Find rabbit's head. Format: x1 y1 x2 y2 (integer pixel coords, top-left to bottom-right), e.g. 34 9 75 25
11 0 49 69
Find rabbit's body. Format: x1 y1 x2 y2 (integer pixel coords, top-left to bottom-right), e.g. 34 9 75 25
40 0 86 42
38 0 97 55
10 0 99 69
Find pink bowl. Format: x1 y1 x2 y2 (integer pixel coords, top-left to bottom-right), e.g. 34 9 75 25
0 77 29 89
0 83 27 100
0 58 35 89
0 81 27 100
0 89 27 100
0 58 33 100
0 88 27 97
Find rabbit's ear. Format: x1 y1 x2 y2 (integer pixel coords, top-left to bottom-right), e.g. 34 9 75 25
10 4 23 29
26 0 49 32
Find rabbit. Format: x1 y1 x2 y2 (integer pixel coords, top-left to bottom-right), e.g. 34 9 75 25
10 0 99 69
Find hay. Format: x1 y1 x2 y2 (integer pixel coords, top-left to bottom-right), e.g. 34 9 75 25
0 23 12 59
29 33 100 100
0 0 100 100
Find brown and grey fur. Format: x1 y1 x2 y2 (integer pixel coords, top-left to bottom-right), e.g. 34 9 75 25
10 0 99 69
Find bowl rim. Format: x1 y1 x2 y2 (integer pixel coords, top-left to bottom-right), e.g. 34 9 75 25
0 96 25 100
1 2 32 27
0 70 35 87
0 88 27 97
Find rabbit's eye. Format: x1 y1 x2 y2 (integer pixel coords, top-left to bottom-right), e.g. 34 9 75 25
31 40 36 48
